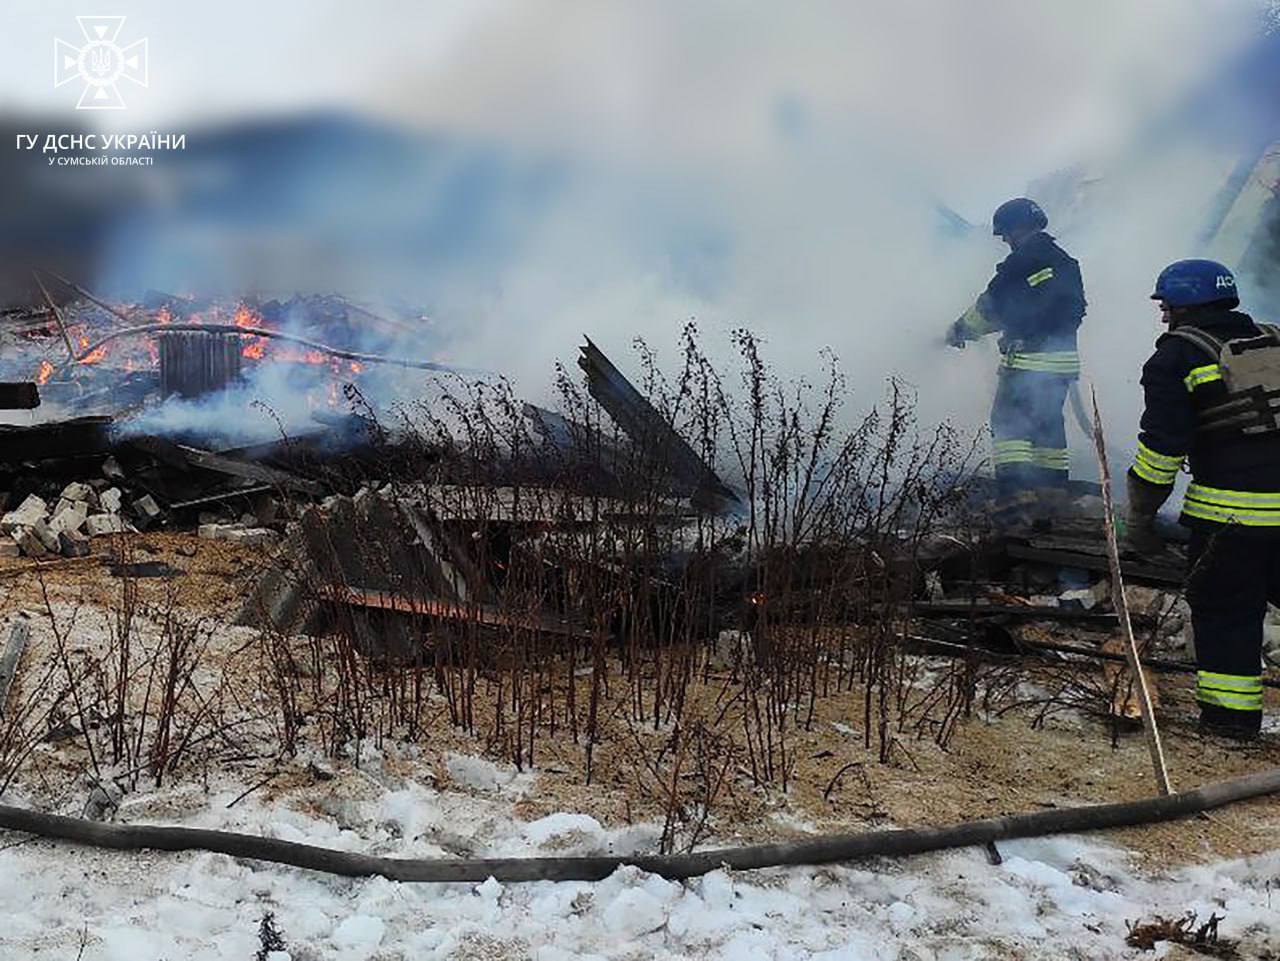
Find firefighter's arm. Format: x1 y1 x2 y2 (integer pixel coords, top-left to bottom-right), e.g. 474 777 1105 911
946 292 998 346
1126 345 1194 528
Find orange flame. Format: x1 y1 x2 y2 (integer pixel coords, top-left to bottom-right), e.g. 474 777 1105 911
35 360 54 385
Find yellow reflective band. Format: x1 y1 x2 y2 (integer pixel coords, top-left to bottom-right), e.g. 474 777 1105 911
1131 440 1184 485
1197 671 1263 693
1026 267 1054 287
1030 447 1069 470
1183 364 1223 391
1002 350 1081 374
1185 484 1280 509
1196 688 1263 711
992 440 1033 465
1182 486 1280 525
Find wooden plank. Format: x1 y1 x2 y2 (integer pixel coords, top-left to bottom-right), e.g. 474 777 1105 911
1005 543 1184 586
130 436 322 495
342 589 591 639
912 600 1118 623
0 618 31 717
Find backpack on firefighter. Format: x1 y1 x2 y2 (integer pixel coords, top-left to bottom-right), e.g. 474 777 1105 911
1169 322 1280 435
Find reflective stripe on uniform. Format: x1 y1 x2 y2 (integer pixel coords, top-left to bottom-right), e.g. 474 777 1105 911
1130 440 1184 486
1026 267 1054 287
1001 350 1081 374
1030 446 1069 471
1196 671 1263 712
1183 364 1223 391
992 439 1033 465
1182 483 1280 526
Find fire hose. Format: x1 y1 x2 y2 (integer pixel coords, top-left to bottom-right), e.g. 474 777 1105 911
51 323 486 381
0 767 1277 882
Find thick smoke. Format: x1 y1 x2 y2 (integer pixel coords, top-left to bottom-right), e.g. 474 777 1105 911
53 1 1275 467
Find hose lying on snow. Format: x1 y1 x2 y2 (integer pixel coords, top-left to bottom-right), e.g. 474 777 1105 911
1 767 1277 883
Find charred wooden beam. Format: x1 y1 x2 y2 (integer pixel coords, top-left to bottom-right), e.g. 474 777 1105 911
342 588 592 639
0 416 112 463
0 383 39 410
577 337 739 512
128 436 322 496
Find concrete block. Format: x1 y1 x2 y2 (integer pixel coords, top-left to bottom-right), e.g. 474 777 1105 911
132 495 162 520
199 523 234 540
59 482 95 504
59 529 90 557
83 514 126 537
224 527 278 547
0 538 20 558
31 518 60 553
12 526 48 557
49 501 88 536
99 488 123 514
1 495 48 533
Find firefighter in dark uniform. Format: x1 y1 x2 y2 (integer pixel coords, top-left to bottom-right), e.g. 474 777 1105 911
1126 259 1277 739
947 198 1087 511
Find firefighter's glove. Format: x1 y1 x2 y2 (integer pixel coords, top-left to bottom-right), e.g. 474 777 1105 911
1121 473 1171 557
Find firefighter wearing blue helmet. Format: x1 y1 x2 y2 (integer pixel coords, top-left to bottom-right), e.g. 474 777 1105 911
946 198 1087 517
1127 258 1280 739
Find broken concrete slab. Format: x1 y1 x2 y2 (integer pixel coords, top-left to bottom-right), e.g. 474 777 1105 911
0 539 19 558
132 495 162 521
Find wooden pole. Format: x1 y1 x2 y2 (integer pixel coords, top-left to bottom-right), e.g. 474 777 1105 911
1090 386 1172 795
31 270 76 360
0 618 31 718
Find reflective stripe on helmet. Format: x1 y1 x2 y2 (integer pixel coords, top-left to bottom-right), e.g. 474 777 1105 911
1183 483 1280 525
1131 440 1184 485
1183 364 1223 391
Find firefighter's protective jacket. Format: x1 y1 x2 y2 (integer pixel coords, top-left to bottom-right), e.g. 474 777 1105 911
1129 308 1280 530
956 231 1087 375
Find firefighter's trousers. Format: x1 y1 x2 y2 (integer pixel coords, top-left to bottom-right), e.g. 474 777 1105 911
1187 527 1271 736
989 368 1071 497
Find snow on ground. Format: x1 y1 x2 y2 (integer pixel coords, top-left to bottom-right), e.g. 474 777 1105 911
3 754 1278 961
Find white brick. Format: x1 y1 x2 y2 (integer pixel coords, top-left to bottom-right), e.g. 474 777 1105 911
31 518 60 552
132 495 162 519
12 526 48 557
83 514 126 537
99 488 123 514
59 482 95 504
224 527 278 547
49 502 88 536
1 495 48 533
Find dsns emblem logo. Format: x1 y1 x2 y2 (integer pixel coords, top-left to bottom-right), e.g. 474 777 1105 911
54 16 148 110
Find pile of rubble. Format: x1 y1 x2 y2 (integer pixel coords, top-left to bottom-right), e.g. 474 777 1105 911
0 476 157 558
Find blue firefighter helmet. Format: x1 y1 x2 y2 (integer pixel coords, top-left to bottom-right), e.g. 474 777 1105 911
991 198 1048 237
1151 259 1239 308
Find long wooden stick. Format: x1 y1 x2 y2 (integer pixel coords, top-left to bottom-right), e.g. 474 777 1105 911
31 271 76 360
1090 386 1172 795
0 618 31 718
2 768 1277 881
